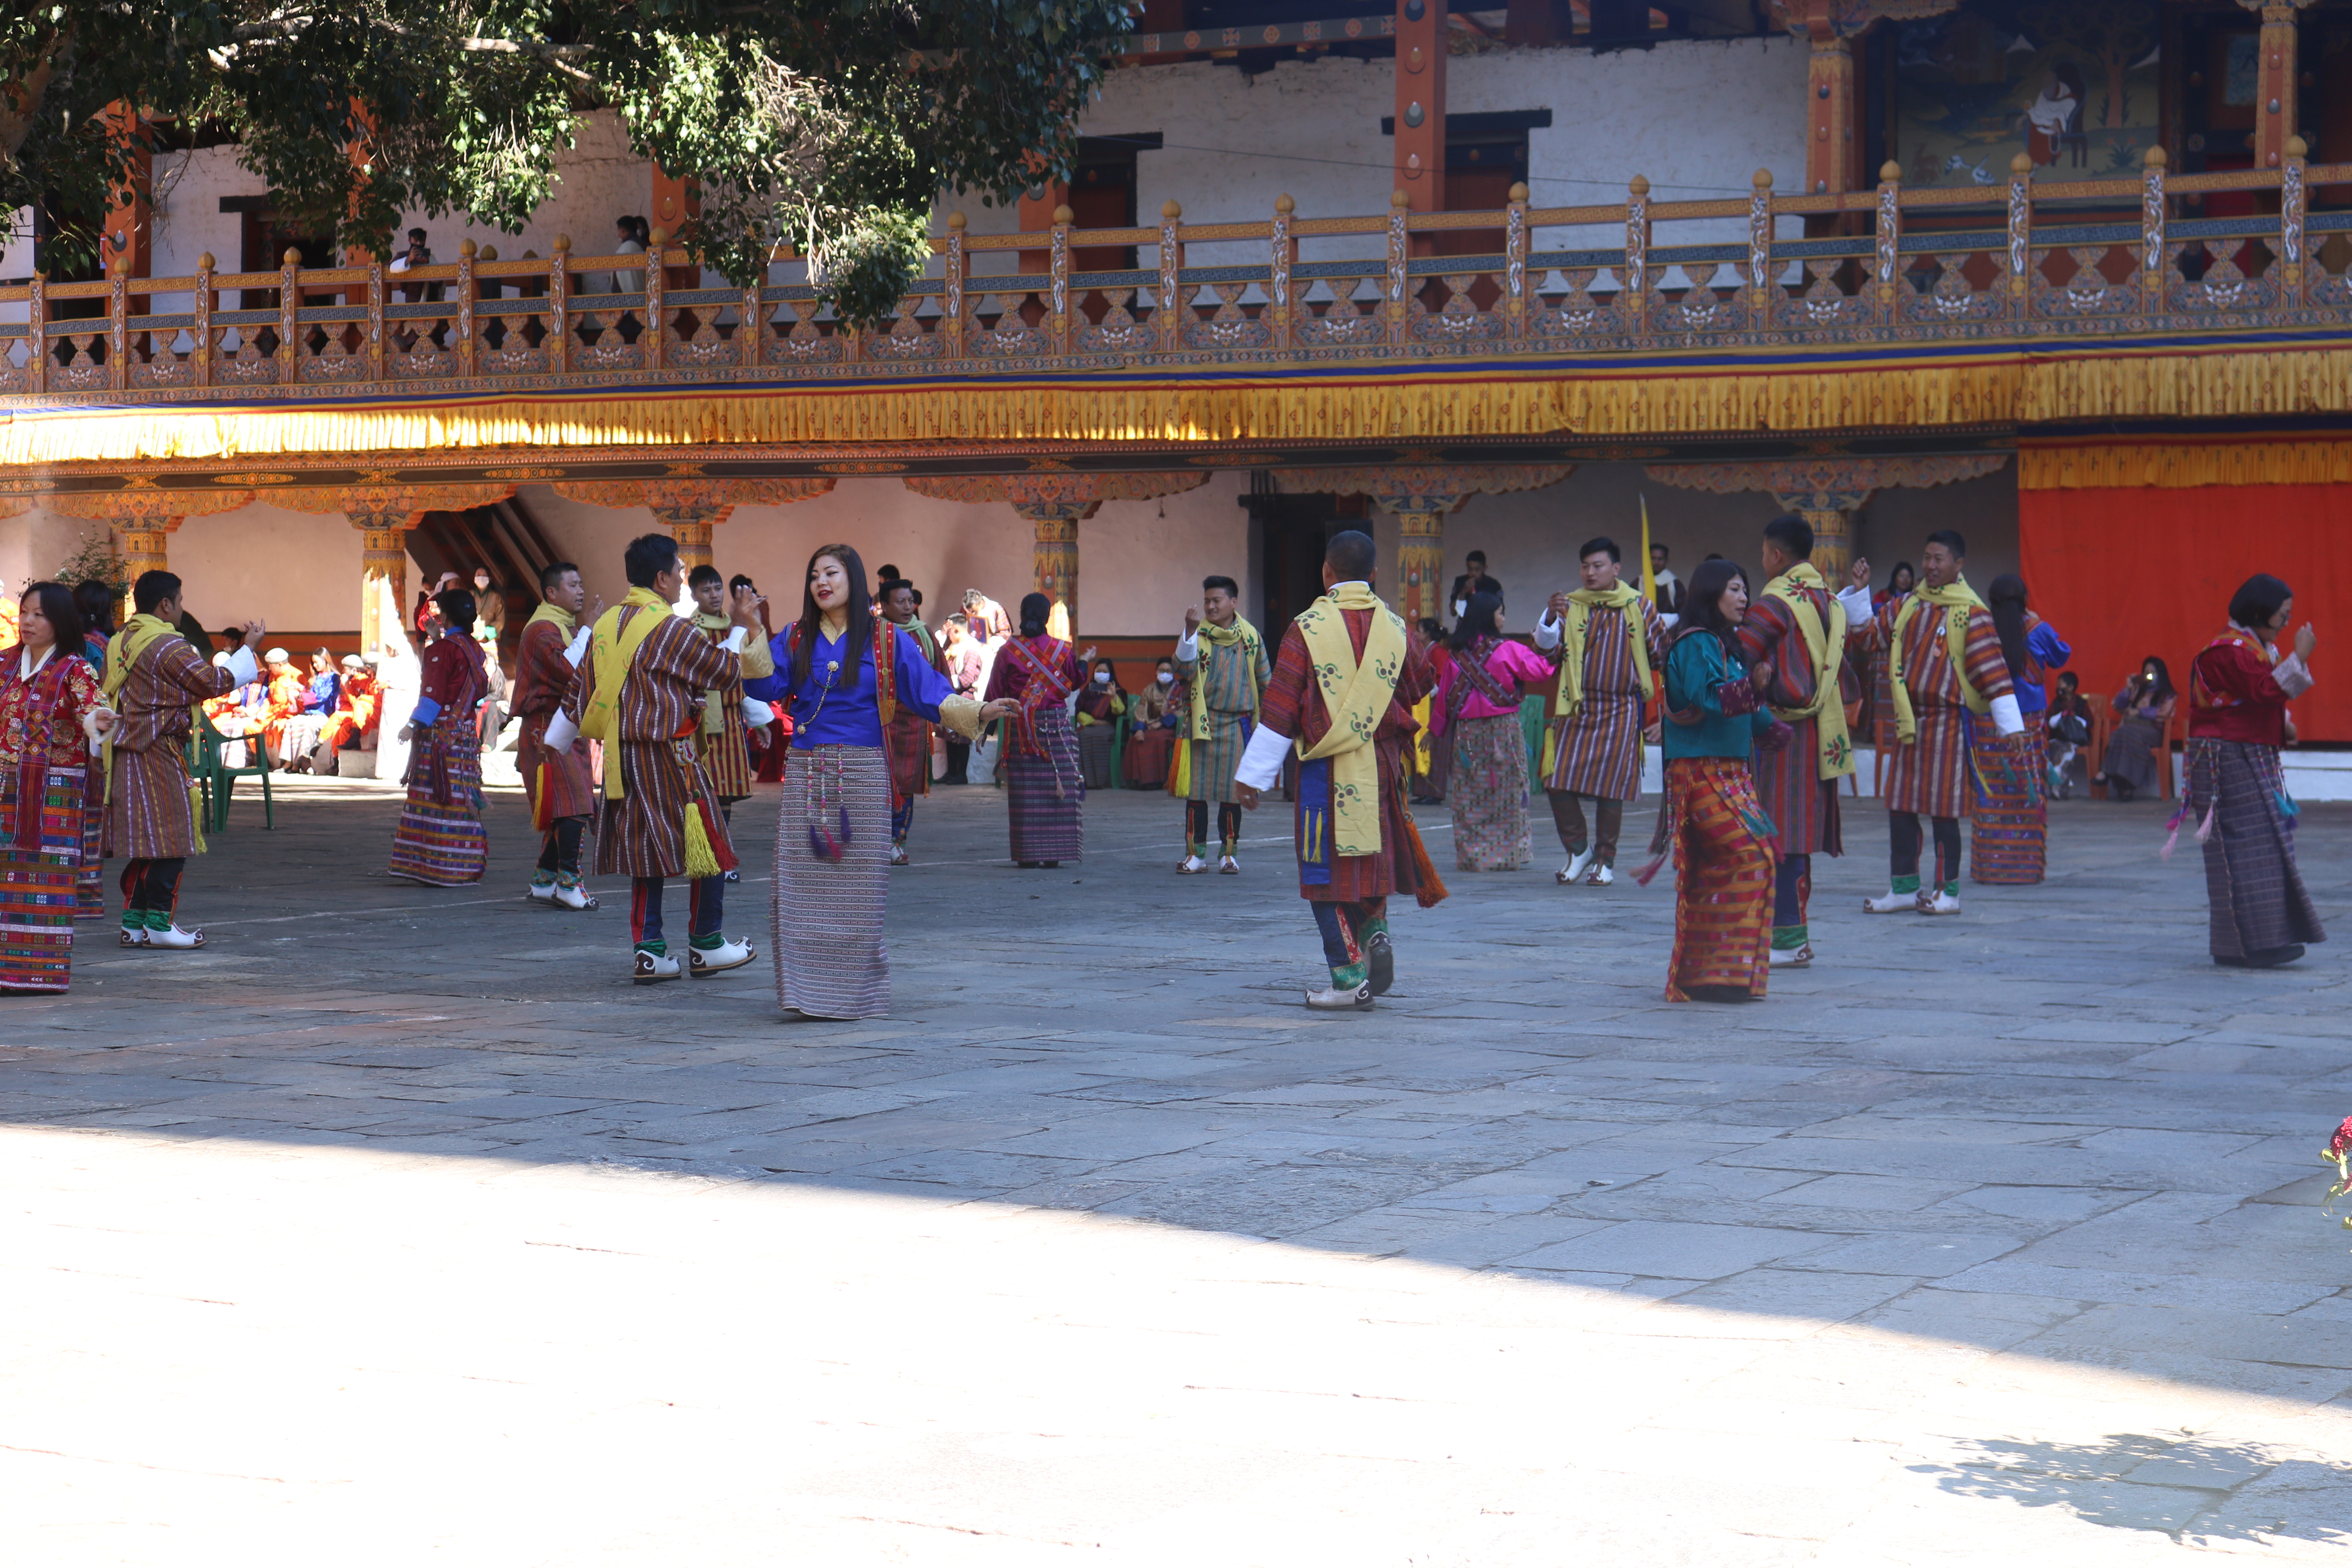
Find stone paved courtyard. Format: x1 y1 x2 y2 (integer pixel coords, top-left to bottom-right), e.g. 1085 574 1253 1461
4 776 2351 1564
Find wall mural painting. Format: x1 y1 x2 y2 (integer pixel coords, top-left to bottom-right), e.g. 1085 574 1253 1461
1896 2 2161 189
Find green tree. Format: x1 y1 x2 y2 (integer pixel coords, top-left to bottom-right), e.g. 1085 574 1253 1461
0 2 1132 324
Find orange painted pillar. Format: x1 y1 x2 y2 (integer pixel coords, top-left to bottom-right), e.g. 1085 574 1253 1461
1394 0 1446 246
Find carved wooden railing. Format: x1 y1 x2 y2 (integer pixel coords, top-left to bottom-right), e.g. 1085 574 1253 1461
3 150 2346 405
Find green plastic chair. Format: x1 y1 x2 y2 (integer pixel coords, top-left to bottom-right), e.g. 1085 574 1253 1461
192 709 275 831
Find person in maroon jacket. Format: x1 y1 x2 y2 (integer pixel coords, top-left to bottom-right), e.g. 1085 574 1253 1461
2181 572 2322 968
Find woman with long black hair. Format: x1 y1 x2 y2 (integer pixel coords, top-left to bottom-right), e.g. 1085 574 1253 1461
1972 573 2071 883
0 581 116 991
1639 559 1786 1002
982 592 1091 868
743 544 1013 1016
387 587 490 886
2098 653 2176 801
1428 590 1554 871
2178 573 2323 967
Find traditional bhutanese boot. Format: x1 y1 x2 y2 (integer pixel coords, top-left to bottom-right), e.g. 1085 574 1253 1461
549 872 597 911
1769 926 1812 967
1582 862 1614 887
1558 843 1595 886
1864 875 1920 913
1917 882 1961 916
689 934 757 977
1219 853 1240 874
1177 852 1208 874
527 871 558 904
118 911 147 948
143 910 205 949
1365 922 1395 996
633 943 682 985
1306 958 1375 1011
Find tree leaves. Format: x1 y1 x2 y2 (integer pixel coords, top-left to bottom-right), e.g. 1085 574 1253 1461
0 2 1132 325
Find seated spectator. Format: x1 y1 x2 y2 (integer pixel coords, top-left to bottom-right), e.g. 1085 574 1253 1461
1123 655 1178 788
1074 657 1126 789
253 648 309 760
309 656 383 771
2045 669 2094 800
2097 655 2176 802
276 649 342 771
201 664 272 768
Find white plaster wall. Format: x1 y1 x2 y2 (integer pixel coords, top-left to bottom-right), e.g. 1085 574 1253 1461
516 471 1248 639
0 499 348 635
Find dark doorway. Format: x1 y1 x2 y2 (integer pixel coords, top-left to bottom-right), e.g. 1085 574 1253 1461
223 195 338 309
1071 133 1159 272
1248 485 1364 655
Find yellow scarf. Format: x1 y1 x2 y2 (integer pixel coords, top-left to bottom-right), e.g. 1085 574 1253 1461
100 612 207 851
1188 613 1264 741
524 601 577 638
1759 562 1855 779
578 588 675 797
1294 584 1407 857
1887 574 1991 744
1554 583 1649 718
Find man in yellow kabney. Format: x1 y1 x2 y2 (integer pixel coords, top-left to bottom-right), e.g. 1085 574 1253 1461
1233 531 1446 1011
544 534 766 984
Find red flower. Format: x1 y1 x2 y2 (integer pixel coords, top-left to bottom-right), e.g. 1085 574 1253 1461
2330 1116 2352 1162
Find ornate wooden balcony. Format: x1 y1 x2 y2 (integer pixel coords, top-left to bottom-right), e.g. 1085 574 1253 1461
4 149 2346 461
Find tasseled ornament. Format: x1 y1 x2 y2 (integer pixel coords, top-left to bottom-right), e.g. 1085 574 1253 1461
2160 799 2189 860
1632 849 1670 888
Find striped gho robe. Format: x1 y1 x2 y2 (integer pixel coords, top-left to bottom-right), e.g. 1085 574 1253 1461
512 613 597 825
1177 621 1270 803
563 607 742 878
689 611 775 802
1542 596 1666 800
884 616 948 800
1736 579 1858 857
1846 593 2015 819
102 632 241 859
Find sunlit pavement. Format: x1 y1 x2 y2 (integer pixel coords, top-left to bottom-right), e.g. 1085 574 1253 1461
4 778 2349 1563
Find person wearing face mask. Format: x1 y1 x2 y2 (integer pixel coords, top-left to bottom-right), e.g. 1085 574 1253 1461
2180 573 2323 968
1123 657 1179 788
0 581 118 991
1074 657 1127 791
1637 559 1788 1002
1837 530 2024 918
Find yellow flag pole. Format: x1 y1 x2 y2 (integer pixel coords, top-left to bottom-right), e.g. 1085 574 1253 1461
1639 493 1656 607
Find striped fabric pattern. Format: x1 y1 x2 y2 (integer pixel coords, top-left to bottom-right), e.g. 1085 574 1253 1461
1179 632 1267 803
774 743 893 1018
513 618 599 823
76 791 105 919
1737 584 1846 856
690 616 757 802
1662 756 1776 1003
388 746 488 886
1542 598 1663 801
102 633 236 860
1005 704 1085 862
1 762 91 991
1851 597 2014 820
1969 730 2047 884
2186 737 2327 959
568 610 741 879
1185 714 1251 803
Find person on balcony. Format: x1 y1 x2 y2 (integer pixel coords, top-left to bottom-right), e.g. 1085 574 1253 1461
101 572 264 950
388 592 490 889
2180 573 2323 969
0 583 118 993
1232 530 1444 1011
1736 515 1857 969
514 561 598 912
1428 592 1553 872
547 534 762 984
740 544 1008 1017
1641 560 1786 1003
984 594 1090 869
1534 537 1666 888
1172 574 1268 874
2097 656 2176 802
876 576 944 864
1973 575 2071 884
1838 532 2024 917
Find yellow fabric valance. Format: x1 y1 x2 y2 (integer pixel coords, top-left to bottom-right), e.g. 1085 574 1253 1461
2019 438 2352 490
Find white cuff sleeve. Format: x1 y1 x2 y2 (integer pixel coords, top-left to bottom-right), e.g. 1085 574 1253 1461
541 710 579 751
1835 586 1875 626
741 696 775 728
1659 612 1681 632
1989 693 2024 737
722 625 749 654
1531 613 1562 652
223 645 260 686
563 626 593 666
2275 652 2314 697
1234 722 1294 791
1174 630 1199 661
